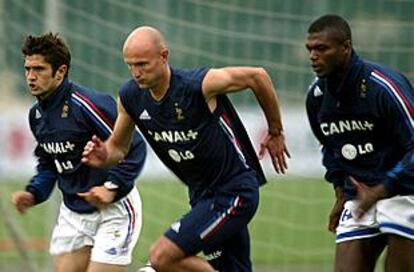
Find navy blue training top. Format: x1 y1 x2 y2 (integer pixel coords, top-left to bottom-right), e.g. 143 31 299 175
119 67 265 202
306 51 414 199
27 79 147 213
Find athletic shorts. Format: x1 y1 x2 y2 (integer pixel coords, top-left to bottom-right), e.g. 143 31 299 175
49 187 142 265
336 195 414 243
165 172 259 272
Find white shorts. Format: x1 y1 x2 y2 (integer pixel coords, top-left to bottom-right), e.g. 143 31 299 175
336 195 414 243
49 187 142 265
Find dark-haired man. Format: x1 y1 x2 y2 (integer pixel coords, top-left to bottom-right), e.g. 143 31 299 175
306 14 414 271
11 33 147 272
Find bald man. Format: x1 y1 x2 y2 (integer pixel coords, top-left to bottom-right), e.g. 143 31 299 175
82 26 290 272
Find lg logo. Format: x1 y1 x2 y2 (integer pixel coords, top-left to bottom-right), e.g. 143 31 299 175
168 149 195 162
341 143 374 160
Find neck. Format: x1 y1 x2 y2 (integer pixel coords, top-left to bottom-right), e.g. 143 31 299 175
336 52 353 80
150 66 171 101
37 90 55 101
38 77 65 101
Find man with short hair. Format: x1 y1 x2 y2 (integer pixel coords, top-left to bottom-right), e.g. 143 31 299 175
82 26 290 272
12 33 147 272
306 14 414 271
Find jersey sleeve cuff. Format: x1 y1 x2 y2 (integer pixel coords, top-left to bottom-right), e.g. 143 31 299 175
25 185 42 204
324 171 346 188
105 178 133 202
383 175 397 196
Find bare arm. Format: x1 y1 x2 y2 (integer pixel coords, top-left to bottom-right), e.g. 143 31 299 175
82 98 136 168
203 67 283 134
107 97 135 160
202 67 290 173
328 186 345 232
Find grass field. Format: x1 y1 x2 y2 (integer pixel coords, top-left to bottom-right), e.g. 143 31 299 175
0 177 337 271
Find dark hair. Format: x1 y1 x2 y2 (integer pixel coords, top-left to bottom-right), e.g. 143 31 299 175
21 32 71 77
308 14 352 44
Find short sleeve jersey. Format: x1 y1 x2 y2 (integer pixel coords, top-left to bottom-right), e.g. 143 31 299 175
119 68 257 196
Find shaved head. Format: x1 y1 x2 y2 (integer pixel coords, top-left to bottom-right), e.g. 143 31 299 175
123 26 167 57
122 26 170 96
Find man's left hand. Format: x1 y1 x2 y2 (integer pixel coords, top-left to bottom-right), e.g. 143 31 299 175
259 132 290 174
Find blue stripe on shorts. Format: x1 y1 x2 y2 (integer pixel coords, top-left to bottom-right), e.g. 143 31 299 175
336 227 381 243
380 222 414 238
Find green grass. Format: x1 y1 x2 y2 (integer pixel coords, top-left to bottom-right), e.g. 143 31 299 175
0 177 336 271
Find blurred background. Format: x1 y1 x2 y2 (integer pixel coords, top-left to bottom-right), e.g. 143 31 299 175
1 0 413 271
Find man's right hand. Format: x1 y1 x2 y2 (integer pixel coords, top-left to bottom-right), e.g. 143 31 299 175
77 185 116 210
328 186 345 233
11 191 35 214
81 135 109 168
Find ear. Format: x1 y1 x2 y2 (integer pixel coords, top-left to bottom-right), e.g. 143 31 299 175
160 48 169 63
343 39 352 52
56 64 68 80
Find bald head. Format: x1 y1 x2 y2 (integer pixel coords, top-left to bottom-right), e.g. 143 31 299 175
122 26 170 94
123 26 167 57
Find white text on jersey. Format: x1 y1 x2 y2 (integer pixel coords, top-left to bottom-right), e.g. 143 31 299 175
40 141 75 154
320 120 374 136
148 130 198 143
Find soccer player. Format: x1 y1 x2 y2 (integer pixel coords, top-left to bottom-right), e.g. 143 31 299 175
11 33 147 272
82 26 290 272
305 14 414 272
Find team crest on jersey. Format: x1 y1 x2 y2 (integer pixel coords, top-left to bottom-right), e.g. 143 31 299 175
61 101 70 118
174 103 185 121
360 79 367 98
